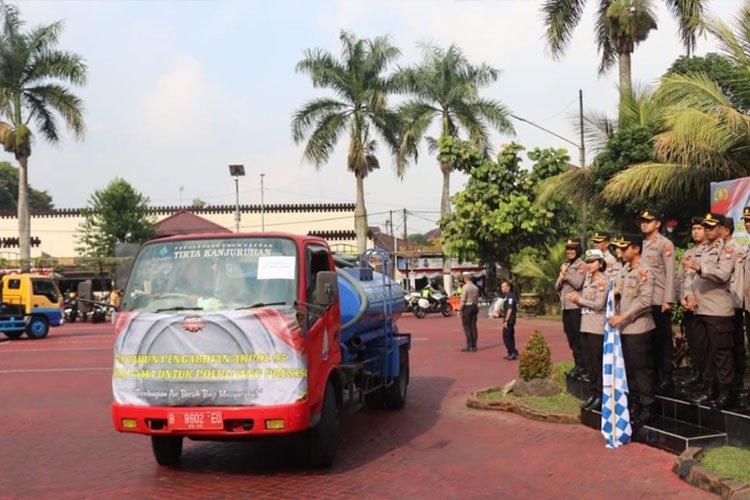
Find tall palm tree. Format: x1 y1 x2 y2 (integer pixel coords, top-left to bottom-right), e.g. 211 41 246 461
292 31 402 254
396 44 515 220
602 3 750 203
0 4 86 268
542 0 704 119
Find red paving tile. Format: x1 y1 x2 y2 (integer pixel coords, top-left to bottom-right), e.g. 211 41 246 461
0 312 710 499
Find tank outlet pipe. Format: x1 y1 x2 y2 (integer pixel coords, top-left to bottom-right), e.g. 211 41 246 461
337 268 368 333
348 327 388 349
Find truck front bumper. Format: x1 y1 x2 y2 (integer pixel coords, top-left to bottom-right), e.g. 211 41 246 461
112 401 310 437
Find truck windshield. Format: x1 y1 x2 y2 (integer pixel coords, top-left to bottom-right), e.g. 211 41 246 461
121 237 298 313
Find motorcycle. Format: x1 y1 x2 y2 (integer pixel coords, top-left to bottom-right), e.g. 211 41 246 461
63 297 79 323
413 291 453 318
405 292 421 313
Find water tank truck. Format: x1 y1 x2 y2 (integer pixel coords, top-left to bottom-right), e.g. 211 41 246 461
111 233 409 467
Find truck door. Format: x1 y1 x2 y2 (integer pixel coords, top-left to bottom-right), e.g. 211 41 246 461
304 245 341 409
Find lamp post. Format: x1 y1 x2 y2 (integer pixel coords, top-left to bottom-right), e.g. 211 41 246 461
228 163 245 232
260 173 265 232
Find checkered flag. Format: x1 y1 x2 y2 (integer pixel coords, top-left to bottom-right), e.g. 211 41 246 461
601 282 632 448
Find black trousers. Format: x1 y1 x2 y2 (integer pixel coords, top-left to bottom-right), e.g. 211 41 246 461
733 309 745 387
461 304 478 349
562 309 584 370
683 311 702 374
503 324 517 356
694 315 735 386
650 305 673 380
581 332 603 398
621 332 655 407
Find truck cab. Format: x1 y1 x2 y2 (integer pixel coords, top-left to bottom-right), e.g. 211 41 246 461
0 273 63 340
112 233 409 467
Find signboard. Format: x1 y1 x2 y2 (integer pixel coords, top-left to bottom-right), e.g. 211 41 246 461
112 309 307 407
710 177 750 247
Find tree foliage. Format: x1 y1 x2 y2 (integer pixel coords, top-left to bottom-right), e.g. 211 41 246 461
77 178 154 258
439 140 577 273
666 52 750 112
0 162 53 210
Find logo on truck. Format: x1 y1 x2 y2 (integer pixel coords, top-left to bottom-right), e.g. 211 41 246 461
182 316 205 332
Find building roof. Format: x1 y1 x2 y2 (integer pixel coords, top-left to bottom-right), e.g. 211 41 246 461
154 210 231 238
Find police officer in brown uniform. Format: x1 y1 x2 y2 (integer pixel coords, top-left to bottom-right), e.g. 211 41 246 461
610 235 628 289
684 213 737 409
721 216 746 394
678 217 706 388
609 234 657 425
556 237 587 378
567 249 609 411
638 209 676 393
592 232 617 281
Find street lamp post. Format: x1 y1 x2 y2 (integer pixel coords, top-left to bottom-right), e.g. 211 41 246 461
228 164 245 232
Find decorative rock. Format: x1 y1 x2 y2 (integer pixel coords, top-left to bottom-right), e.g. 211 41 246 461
511 378 560 397
687 465 725 495
721 480 749 499
731 488 750 500
502 379 516 395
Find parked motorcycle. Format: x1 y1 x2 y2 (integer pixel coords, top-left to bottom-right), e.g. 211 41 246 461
405 292 420 313
413 291 453 318
63 296 79 323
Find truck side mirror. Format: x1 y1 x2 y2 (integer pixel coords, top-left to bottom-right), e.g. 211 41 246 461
315 271 338 306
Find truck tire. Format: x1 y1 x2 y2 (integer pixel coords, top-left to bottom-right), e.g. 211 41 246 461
308 380 339 468
384 346 409 410
151 435 183 466
3 331 23 340
26 316 49 339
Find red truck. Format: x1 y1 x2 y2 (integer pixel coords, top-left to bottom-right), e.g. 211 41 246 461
112 233 409 467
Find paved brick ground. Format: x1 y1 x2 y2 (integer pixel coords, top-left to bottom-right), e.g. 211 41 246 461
0 312 710 499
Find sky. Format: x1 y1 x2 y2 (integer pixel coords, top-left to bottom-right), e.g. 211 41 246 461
14 0 743 235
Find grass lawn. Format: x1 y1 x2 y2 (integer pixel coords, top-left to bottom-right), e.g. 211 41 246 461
702 447 750 485
479 361 580 415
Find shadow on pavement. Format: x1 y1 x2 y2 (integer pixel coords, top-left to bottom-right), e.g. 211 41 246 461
172 375 454 476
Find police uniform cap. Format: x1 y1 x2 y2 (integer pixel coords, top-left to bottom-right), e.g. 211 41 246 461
701 212 725 227
611 235 628 248
592 231 610 243
565 237 582 248
691 216 704 226
621 233 644 248
637 209 662 222
723 216 735 232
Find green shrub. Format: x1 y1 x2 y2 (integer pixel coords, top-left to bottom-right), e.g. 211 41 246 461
518 330 552 381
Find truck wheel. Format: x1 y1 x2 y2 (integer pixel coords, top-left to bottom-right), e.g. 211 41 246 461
151 435 183 466
384 346 409 410
308 381 339 468
441 302 453 317
414 307 426 319
3 331 23 340
26 316 49 339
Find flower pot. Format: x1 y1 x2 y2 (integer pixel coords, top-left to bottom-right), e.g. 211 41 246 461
519 293 540 317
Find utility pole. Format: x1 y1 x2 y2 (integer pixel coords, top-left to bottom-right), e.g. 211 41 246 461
403 208 408 242
579 89 587 246
260 173 266 232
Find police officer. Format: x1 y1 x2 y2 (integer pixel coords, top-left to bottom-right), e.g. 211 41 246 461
721 216 746 395
592 232 617 281
458 273 480 352
638 209 676 393
608 234 657 425
567 249 608 411
555 237 587 378
684 213 737 409
678 217 706 388
610 235 628 290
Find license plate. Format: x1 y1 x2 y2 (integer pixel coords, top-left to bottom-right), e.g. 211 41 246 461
167 410 223 430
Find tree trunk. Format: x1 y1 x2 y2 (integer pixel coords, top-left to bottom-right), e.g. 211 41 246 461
17 154 30 271
440 164 452 294
618 51 632 125
354 172 367 255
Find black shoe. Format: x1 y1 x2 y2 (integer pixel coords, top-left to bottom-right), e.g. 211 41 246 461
572 367 587 380
461 347 471 352
677 371 702 388
506 353 518 361
710 394 731 411
471 346 477 352
586 397 602 411
580 396 595 409
565 368 575 378
655 377 675 395
632 406 654 426
689 386 718 405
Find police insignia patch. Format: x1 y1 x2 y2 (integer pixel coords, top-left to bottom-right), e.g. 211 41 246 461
664 243 672 257
599 281 606 291
640 269 649 282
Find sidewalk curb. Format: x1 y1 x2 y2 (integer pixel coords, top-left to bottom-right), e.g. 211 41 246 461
672 447 750 499
467 386 581 425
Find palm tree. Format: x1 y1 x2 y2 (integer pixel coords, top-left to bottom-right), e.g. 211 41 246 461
0 4 86 269
542 0 704 120
292 31 402 253
396 44 514 220
602 4 750 203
